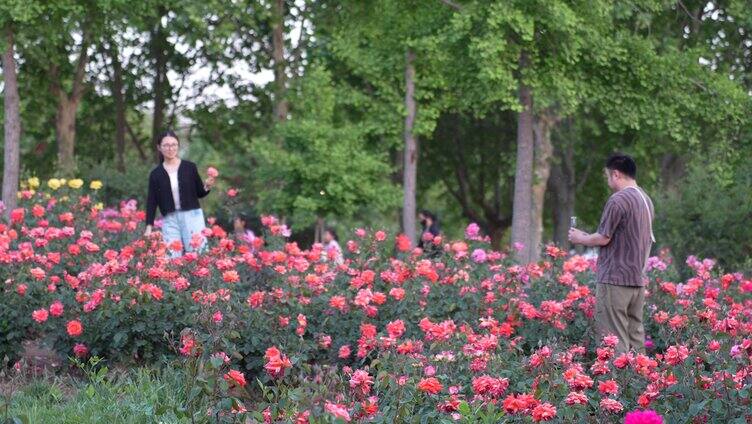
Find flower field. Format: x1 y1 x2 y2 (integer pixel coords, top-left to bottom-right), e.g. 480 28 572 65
2 182 752 423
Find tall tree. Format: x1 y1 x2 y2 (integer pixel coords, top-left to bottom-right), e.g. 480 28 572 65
20 1 130 175
2 26 21 217
104 34 127 172
271 0 288 124
148 5 169 158
530 112 557 255
327 1 452 245
49 26 90 175
1 1 39 216
510 74 534 260
402 49 418 245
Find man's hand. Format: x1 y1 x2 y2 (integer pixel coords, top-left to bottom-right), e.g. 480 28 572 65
568 228 588 245
569 228 611 247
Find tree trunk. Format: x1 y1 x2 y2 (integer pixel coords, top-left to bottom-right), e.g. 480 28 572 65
659 153 685 194
511 55 534 264
108 39 127 172
272 0 288 124
549 159 576 249
530 114 555 261
126 120 148 161
489 224 506 252
314 217 324 244
402 49 418 247
150 12 169 161
2 26 21 218
55 96 79 175
50 29 89 175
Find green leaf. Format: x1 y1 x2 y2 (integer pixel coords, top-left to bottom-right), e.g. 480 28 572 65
12 415 30 424
688 400 708 417
458 401 471 416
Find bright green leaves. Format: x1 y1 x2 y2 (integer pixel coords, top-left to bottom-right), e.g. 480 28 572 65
252 65 399 226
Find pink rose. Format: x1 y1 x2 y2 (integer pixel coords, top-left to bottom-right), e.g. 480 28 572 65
471 248 487 263
49 301 64 317
206 167 219 178
465 223 480 239
73 343 89 358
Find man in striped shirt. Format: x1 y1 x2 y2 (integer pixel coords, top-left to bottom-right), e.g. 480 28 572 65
569 154 654 354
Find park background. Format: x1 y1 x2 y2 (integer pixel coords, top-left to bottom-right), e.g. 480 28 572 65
3 1 752 423
2 0 752 271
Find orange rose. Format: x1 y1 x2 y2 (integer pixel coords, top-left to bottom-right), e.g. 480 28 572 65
223 369 247 387
67 320 83 337
417 377 443 394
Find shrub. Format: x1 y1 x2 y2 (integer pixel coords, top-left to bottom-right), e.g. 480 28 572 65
656 161 752 275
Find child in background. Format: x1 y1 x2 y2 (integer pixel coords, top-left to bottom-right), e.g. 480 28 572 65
323 227 344 265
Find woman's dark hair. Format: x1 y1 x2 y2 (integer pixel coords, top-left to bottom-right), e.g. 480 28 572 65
156 130 180 162
235 212 249 226
325 227 338 241
419 209 437 222
605 153 637 179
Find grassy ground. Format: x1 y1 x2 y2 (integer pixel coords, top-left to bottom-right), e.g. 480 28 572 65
1 361 213 424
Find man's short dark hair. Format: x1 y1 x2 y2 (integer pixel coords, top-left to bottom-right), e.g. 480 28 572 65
605 154 637 179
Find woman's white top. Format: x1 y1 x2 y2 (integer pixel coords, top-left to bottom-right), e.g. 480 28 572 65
164 162 181 210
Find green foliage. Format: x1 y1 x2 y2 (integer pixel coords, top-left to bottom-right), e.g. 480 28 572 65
657 160 752 274
77 156 153 207
252 65 400 226
2 0 752 251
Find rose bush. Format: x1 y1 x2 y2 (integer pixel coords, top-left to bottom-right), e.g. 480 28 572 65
2 180 752 422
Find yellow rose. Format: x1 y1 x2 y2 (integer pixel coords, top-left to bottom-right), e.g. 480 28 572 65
59 178 67 185
68 179 84 189
28 177 40 188
90 180 103 190
94 202 103 210
47 178 61 190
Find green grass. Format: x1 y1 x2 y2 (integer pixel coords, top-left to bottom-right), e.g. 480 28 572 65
3 364 214 424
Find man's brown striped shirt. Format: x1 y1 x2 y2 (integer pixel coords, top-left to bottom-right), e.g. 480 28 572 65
596 187 654 287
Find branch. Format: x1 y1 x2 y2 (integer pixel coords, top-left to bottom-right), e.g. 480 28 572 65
676 0 701 23
72 26 92 101
452 131 498 220
125 120 148 161
48 63 63 99
167 71 189 128
441 175 482 224
576 154 593 193
439 0 463 11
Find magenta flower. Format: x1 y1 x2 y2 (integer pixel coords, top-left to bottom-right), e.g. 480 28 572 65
624 409 663 424
465 223 480 239
471 248 487 263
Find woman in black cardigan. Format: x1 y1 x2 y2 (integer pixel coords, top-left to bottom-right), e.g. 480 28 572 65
144 130 215 256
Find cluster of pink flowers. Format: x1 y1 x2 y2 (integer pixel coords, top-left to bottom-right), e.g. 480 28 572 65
4 188 752 423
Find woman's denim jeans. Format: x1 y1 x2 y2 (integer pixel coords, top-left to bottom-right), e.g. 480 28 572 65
161 208 206 258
